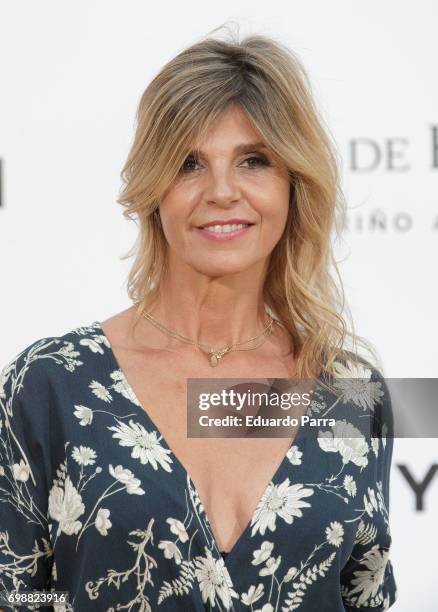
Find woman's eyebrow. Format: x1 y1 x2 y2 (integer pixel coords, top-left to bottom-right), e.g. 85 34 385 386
194 142 269 157
234 142 268 154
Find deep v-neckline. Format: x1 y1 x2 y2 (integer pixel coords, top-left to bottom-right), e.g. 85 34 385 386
93 319 323 563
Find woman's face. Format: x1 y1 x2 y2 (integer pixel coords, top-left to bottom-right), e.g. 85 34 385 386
158 104 291 278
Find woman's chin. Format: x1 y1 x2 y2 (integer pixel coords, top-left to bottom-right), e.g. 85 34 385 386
190 259 254 278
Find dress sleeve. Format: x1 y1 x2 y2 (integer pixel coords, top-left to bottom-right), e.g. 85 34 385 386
340 368 398 611
0 346 54 611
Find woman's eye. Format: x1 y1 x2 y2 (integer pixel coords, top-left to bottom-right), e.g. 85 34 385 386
242 155 270 168
180 155 200 173
179 154 270 174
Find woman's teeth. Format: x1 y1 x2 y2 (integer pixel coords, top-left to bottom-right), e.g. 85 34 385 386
202 223 250 234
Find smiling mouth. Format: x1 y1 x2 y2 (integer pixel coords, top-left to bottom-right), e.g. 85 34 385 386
196 223 254 234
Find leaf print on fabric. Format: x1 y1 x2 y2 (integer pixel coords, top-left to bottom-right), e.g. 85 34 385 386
363 486 379 517
107 418 173 472
345 482 389 530
157 560 196 604
283 552 336 611
0 530 53 589
246 523 343 611
343 475 357 498
354 520 378 546
250 479 314 537
194 546 239 610
85 517 158 611
0 336 82 487
157 478 216 605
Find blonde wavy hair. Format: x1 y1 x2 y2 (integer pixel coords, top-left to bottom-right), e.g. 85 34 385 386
117 26 381 381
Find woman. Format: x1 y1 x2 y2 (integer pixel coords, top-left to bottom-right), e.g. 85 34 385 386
0 31 397 611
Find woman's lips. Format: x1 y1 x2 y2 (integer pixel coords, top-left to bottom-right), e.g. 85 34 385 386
194 224 255 241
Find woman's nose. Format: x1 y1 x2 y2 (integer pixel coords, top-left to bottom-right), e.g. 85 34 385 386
204 166 241 206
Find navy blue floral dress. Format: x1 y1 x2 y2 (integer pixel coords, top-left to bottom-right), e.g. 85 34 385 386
0 321 397 611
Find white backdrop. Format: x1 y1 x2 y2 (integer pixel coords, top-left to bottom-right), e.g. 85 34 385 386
1 2 437 609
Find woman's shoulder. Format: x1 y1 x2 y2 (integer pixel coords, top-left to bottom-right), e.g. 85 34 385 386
0 320 106 399
333 348 386 382
332 348 394 440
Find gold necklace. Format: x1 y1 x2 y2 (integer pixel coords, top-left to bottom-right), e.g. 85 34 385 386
141 310 276 366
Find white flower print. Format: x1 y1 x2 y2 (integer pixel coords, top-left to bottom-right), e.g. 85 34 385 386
12 459 31 482
333 360 372 381
158 540 183 564
286 445 302 465
252 541 274 565
79 337 105 354
94 332 111 348
259 555 281 576
255 605 274 612
343 475 357 497
73 404 93 426
333 361 384 411
90 380 113 402
346 545 390 606
251 478 314 536
71 445 97 466
95 508 112 536
325 522 344 547
318 420 369 467
167 517 189 542
241 583 264 605
110 370 142 405
107 419 173 472
0 324 396 610
48 476 85 535
108 464 145 495
194 547 239 609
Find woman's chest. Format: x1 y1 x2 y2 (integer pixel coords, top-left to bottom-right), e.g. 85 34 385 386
71 342 314 553
109 363 306 552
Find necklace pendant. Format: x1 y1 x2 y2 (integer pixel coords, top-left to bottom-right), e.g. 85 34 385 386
209 349 227 367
